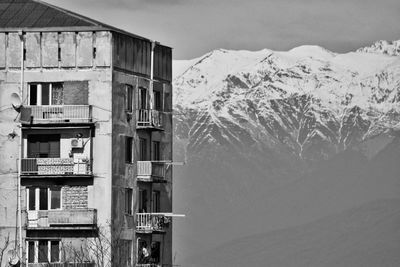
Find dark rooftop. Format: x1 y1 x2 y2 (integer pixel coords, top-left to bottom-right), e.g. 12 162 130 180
0 0 164 44
0 0 104 28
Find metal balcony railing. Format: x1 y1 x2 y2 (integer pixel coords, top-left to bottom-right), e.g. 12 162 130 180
136 213 170 232
21 105 92 124
137 161 166 182
136 264 161 267
21 158 92 176
27 209 97 228
136 109 164 129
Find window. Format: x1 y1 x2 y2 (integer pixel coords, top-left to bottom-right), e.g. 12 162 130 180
27 187 61 211
38 240 48 262
139 189 148 213
152 141 161 161
152 190 160 213
138 88 147 110
29 83 63 105
150 241 161 264
153 91 162 111
125 84 133 112
125 136 133 163
139 138 147 161
27 134 60 158
121 240 133 267
125 188 133 215
27 240 60 263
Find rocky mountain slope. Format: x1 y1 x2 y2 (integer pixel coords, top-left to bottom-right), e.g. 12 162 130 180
172 41 400 266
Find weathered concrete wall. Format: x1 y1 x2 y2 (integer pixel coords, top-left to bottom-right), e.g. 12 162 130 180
0 31 111 70
111 70 173 265
0 29 113 264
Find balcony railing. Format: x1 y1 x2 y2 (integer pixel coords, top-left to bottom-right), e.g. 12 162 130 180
136 264 161 267
27 209 97 228
137 161 166 182
28 262 95 267
136 213 170 233
21 158 92 176
21 105 92 124
136 109 164 129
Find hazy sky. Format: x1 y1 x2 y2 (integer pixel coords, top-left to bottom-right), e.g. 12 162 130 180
45 0 400 59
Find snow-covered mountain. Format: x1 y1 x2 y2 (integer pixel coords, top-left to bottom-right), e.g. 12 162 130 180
172 41 400 266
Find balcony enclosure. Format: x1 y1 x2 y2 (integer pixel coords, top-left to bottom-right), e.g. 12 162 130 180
21 105 92 124
22 132 92 177
136 213 169 233
27 209 97 229
137 161 167 182
136 109 164 129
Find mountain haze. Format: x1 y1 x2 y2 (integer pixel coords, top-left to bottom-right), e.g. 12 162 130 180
172 40 400 266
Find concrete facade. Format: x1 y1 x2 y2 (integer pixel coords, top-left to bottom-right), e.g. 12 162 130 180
0 4 173 267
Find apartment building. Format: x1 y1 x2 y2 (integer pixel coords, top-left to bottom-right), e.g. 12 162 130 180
0 0 173 266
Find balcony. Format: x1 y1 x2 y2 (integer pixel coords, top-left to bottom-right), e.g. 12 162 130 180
136 109 164 130
136 264 161 267
27 209 97 229
21 105 92 124
21 158 92 177
137 161 166 182
136 213 170 233
28 263 95 267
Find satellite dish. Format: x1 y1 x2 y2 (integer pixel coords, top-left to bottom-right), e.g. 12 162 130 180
7 250 20 266
10 93 22 112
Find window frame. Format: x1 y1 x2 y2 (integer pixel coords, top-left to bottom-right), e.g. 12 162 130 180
125 84 133 113
125 136 133 163
27 187 62 211
125 188 133 215
27 240 60 263
28 82 64 106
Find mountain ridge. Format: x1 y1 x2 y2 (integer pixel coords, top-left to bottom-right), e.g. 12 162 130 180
172 40 400 265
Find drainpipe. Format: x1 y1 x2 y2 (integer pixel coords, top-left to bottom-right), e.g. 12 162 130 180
149 41 155 124
17 30 24 265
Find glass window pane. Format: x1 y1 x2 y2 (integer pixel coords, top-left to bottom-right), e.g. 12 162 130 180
28 188 36 210
39 188 48 210
28 241 35 263
50 188 61 209
51 83 63 105
30 84 37 105
38 240 48 262
50 241 59 262
41 83 50 105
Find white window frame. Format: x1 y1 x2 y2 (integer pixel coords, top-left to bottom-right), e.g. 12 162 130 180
27 187 62 211
28 83 63 106
26 240 61 263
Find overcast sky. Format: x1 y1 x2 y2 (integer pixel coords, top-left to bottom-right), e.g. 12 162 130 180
45 0 400 59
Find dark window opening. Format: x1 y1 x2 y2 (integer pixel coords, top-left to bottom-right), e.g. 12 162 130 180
39 188 48 211
152 190 160 213
125 188 133 215
50 188 61 210
50 241 60 262
139 88 147 110
139 189 147 213
150 241 161 263
125 136 133 163
28 241 35 263
28 187 36 211
28 134 60 158
139 138 147 161
126 84 133 112
153 91 162 111
152 141 161 161
38 240 48 262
